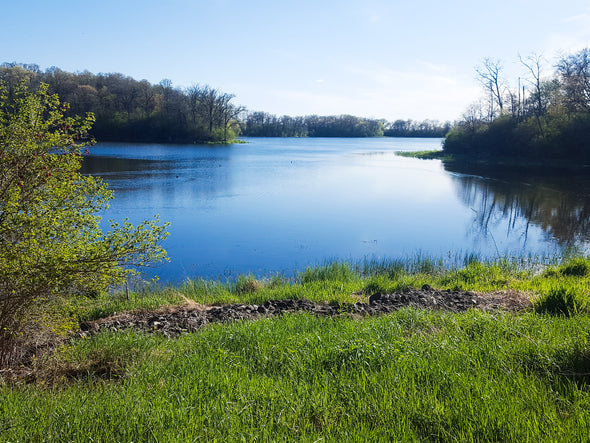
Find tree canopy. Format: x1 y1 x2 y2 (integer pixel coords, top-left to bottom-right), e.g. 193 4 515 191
0 64 244 143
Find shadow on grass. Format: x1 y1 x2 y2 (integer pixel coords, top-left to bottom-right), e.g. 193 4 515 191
520 345 590 389
557 350 590 387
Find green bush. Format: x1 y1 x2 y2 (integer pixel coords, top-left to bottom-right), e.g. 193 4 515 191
0 82 169 365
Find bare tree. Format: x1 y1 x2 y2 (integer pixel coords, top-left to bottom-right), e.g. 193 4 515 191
216 93 245 142
137 80 156 117
506 87 519 117
197 85 220 135
460 101 486 133
186 84 203 124
476 58 505 120
519 52 546 133
118 77 140 118
556 47 590 113
158 79 174 115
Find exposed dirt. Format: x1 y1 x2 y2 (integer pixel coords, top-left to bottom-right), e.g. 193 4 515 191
80 286 533 338
0 287 533 382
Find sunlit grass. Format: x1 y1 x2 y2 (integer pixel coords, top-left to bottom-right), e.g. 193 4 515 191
67 255 590 323
3 255 589 440
2 310 590 441
395 149 447 159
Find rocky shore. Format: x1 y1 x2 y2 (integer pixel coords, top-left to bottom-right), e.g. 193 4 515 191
81 286 532 337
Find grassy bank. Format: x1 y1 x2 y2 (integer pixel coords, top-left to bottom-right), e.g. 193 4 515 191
396 149 590 172
77 255 590 321
1 256 590 441
396 149 447 160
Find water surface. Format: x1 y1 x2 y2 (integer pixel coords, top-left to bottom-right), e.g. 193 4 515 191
82 137 589 282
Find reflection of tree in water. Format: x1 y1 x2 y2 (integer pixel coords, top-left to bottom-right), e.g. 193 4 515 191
447 162 590 247
81 154 232 203
81 156 172 175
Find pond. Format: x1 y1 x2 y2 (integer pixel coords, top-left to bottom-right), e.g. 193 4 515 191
82 137 590 282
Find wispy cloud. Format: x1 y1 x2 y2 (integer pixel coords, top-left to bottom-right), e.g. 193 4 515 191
545 10 590 56
253 63 478 122
563 12 590 23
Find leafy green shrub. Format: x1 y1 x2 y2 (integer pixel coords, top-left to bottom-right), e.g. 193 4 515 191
0 82 169 365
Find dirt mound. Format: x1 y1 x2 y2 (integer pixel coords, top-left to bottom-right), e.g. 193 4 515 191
81 286 532 338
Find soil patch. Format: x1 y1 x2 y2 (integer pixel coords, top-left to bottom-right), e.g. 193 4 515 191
81 286 532 338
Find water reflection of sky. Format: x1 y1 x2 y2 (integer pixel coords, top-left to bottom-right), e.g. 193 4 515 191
83 138 576 282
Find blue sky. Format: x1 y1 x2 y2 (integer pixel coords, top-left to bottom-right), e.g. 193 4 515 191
2 0 589 121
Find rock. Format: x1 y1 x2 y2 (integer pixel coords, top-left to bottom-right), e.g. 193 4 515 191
368 293 382 305
80 287 530 337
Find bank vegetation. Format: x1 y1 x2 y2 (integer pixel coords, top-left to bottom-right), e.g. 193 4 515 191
445 48 590 162
1 256 590 441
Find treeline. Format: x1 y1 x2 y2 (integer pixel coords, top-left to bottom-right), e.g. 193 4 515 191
0 63 243 143
240 112 385 137
1 62 452 143
445 48 590 160
241 112 450 138
383 119 452 137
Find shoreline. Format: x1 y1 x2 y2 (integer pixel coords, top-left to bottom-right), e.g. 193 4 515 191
1 256 589 440
397 149 590 171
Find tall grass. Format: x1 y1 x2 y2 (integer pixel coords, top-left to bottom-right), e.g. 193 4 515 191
2 311 590 440
65 255 590 321
2 255 590 440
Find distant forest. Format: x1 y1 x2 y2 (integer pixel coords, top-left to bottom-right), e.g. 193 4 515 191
445 48 590 161
0 63 451 143
240 112 451 138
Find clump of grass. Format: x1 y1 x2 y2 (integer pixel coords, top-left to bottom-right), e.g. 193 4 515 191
439 260 510 290
361 258 407 278
395 150 446 159
543 257 590 278
181 278 236 304
361 254 446 278
35 330 166 383
558 257 590 277
267 273 287 289
298 262 358 284
363 275 390 294
535 284 581 317
363 275 415 294
77 286 185 323
233 275 264 294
